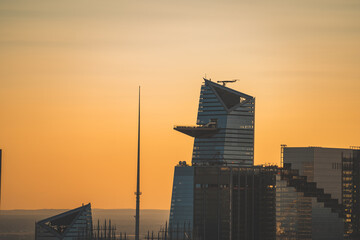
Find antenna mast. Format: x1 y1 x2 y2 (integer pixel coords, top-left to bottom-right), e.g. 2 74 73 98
135 86 141 240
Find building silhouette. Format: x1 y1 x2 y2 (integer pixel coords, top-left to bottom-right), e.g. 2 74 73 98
174 78 255 167
282 146 360 239
170 79 360 240
191 162 356 240
192 166 276 240
168 162 193 240
35 203 93 240
170 79 255 238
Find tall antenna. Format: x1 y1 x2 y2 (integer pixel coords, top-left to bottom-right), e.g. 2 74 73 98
135 86 141 240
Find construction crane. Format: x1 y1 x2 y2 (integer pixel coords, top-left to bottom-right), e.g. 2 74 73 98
217 79 239 86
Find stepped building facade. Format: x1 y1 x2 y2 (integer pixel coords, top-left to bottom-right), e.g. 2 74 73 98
282 146 360 239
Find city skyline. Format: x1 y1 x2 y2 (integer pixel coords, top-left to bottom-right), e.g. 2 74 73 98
0 0 360 210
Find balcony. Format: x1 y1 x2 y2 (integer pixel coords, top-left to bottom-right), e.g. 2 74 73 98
174 120 219 138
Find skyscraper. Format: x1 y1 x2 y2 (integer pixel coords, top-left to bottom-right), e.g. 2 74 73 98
168 162 194 240
170 79 360 240
193 166 277 240
191 163 348 240
170 78 255 239
174 78 255 167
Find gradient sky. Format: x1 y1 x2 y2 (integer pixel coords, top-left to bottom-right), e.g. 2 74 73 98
0 0 359 210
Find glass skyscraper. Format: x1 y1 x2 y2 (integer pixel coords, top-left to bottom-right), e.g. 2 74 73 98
175 78 255 167
168 163 194 240
170 79 360 240
170 79 255 239
193 166 277 240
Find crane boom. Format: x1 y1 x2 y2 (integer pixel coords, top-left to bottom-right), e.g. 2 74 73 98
217 79 238 86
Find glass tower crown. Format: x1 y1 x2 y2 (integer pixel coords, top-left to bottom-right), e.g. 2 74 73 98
175 78 255 166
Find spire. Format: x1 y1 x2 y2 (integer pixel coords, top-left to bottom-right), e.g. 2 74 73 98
135 86 141 240
204 79 253 111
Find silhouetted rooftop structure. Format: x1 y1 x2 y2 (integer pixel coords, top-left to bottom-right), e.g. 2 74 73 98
35 203 92 240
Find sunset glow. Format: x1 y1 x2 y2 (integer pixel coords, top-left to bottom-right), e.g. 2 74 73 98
0 0 359 210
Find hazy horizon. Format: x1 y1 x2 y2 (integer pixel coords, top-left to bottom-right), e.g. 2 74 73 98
1 0 359 210
1 208 170 211
0 208 169 240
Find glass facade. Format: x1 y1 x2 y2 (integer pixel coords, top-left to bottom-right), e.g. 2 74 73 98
342 150 360 238
193 80 255 167
193 166 276 240
35 203 93 240
283 147 359 239
276 175 312 240
283 147 352 202
169 164 194 240
174 79 255 167
170 79 255 240
278 164 345 240
173 158 350 240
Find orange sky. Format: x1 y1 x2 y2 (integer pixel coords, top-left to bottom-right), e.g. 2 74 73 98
0 0 360 210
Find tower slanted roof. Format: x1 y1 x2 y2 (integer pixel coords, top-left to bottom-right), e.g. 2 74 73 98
37 203 91 237
204 79 254 111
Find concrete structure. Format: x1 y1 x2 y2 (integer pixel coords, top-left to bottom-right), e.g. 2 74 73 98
174 78 255 167
35 203 92 240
